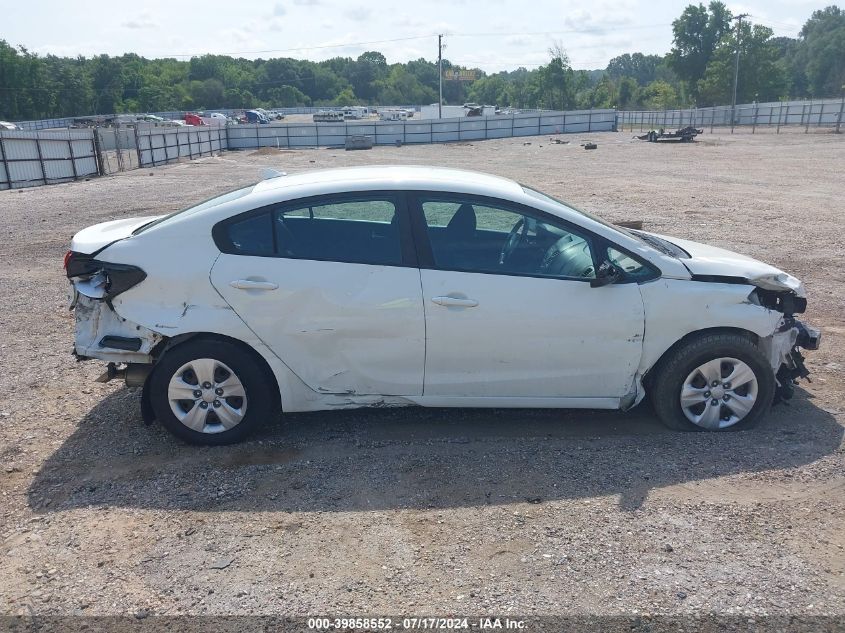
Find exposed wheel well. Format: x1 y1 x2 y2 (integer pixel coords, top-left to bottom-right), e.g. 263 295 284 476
150 332 282 411
642 327 761 389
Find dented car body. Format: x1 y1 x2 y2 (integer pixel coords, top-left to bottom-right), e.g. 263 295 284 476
66 166 820 444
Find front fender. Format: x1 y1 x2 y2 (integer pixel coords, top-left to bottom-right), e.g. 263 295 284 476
638 279 781 375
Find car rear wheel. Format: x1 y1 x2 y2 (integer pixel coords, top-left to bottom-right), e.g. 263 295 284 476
148 339 277 445
650 333 775 431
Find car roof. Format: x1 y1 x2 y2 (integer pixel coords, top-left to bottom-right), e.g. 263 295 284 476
251 165 524 198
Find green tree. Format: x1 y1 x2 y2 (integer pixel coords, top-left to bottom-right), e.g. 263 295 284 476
668 1 733 99
345 51 387 102
607 53 663 85
467 74 511 106
798 6 845 97
376 65 437 105
266 84 311 107
331 87 357 105
697 23 786 105
638 80 679 109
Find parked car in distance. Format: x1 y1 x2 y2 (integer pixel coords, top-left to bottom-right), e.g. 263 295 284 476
243 110 270 124
137 114 165 123
65 166 820 445
378 109 409 121
199 112 228 126
0 120 22 130
183 113 206 126
313 110 344 122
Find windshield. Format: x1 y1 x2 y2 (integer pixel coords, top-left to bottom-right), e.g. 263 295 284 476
521 185 680 256
520 186 637 235
133 184 256 234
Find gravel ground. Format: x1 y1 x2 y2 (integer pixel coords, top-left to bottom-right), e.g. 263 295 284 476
0 129 843 625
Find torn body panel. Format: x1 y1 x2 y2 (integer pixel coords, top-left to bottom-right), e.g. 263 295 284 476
637 279 782 376
73 295 162 363
636 279 818 407
209 254 426 397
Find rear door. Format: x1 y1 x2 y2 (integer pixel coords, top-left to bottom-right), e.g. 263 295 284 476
210 192 425 396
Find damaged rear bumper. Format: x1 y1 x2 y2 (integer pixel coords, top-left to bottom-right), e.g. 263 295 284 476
72 294 162 364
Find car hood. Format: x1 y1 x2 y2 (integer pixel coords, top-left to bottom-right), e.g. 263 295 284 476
650 232 805 296
70 216 162 254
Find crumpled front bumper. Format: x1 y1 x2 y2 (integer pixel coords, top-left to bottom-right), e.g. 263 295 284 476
760 317 821 399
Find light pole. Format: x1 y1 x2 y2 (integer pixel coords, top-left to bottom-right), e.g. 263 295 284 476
730 13 749 134
438 34 443 119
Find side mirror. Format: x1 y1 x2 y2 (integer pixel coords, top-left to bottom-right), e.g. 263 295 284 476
590 260 624 288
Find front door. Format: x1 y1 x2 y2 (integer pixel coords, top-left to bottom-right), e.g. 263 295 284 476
411 194 646 399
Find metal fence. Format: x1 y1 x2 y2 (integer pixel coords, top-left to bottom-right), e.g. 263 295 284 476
227 110 616 149
0 130 99 190
619 98 845 133
136 126 226 167
1 109 614 190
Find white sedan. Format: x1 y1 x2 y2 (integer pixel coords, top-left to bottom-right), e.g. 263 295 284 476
65 166 820 445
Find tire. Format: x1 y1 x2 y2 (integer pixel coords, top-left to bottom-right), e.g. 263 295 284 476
650 333 775 432
148 338 278 445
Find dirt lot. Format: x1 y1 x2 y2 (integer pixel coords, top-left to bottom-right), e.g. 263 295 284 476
1 129 844 625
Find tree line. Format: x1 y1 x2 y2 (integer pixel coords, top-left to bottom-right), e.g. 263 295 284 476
0 4 843 121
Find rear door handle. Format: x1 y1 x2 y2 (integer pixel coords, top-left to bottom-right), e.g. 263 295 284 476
230 279 278 291
431 296 478 308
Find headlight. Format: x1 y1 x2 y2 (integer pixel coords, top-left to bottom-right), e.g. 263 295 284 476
750 272 805 297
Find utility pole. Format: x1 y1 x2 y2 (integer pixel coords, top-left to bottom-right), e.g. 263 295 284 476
730 13 749 134
438 34 443 119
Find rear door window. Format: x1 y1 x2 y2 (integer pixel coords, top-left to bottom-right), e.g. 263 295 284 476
275 199 401 265
218 194 407 266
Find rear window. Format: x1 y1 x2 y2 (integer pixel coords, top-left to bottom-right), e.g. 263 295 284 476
218 196 404 266
134 185 255 234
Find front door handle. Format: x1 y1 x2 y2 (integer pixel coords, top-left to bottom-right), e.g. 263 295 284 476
431 295 478 308
230 279 278 291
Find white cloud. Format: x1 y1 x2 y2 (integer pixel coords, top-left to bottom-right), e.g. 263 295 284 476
0 0 815 74
121 13 157 29
344 7 371 21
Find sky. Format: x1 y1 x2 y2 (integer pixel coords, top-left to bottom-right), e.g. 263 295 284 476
0 0 822 72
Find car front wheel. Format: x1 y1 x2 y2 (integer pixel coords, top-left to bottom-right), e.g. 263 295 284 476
148 339 276 445
650 333 775 431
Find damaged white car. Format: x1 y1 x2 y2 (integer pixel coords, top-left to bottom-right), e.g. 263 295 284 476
65 166 820 445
